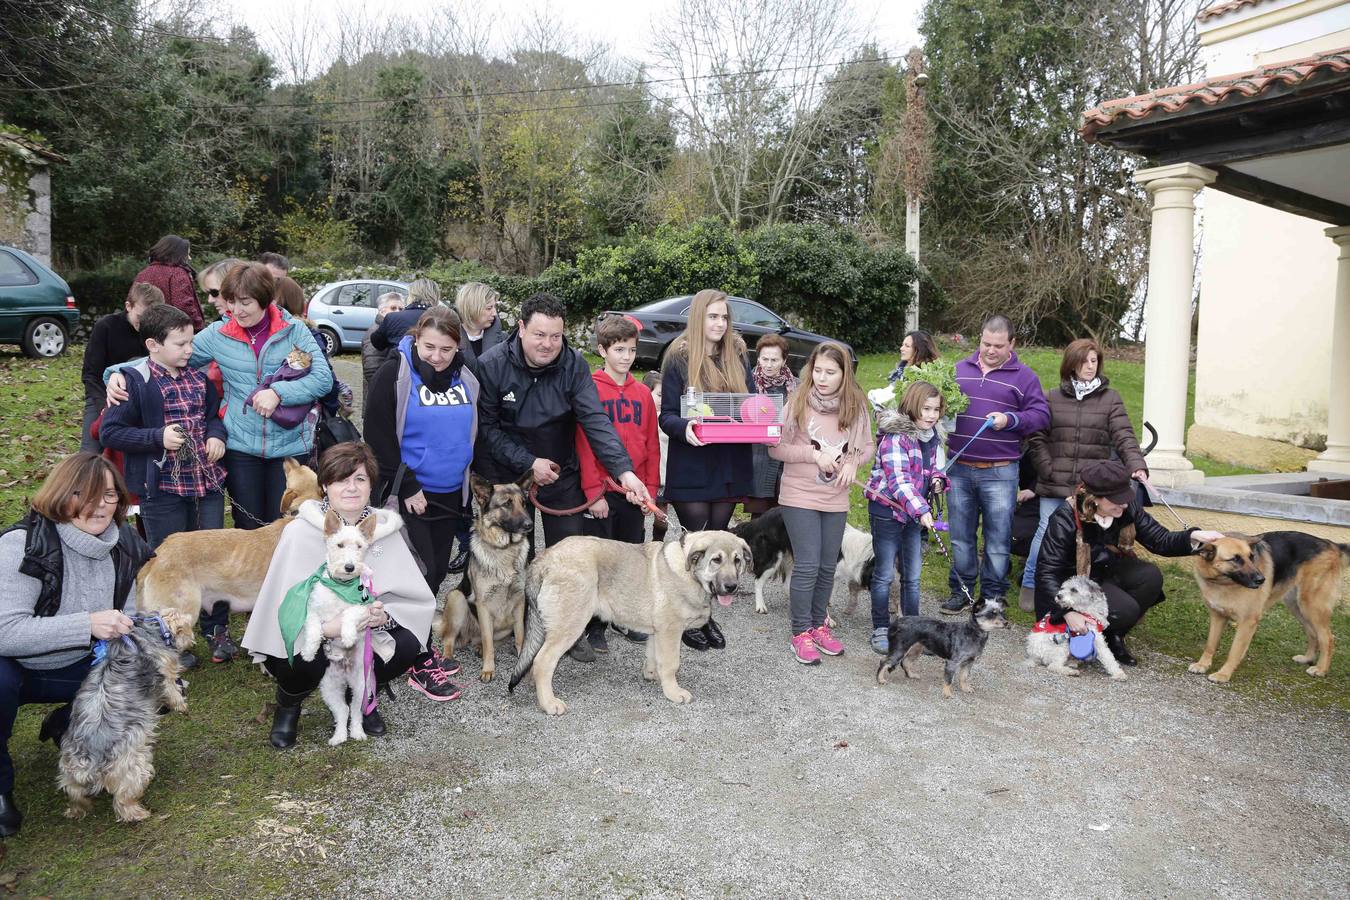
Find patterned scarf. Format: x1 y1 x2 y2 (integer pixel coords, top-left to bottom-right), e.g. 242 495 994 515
751 364 796 394
1071 377 1102 401
277 562 373 663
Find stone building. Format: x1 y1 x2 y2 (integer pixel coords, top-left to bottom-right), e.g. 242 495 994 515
0 130 66 267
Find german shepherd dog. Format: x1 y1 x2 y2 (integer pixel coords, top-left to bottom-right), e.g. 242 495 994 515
1190 532 1348 683
437 473 534 683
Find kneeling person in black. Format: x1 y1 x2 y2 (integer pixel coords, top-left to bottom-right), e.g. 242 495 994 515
1034 460 1222 665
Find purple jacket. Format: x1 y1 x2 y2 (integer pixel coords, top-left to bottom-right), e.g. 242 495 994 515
949 351 1050 464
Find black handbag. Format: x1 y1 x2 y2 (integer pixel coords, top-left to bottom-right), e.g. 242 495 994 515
314 407 362 461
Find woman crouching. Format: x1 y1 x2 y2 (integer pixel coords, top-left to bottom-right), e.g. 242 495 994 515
0 453 152 836
242 442 437 748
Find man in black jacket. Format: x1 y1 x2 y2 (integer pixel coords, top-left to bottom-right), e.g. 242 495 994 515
475 293 651 554
370 278 440 356
1033 460 1222 665
80 284 161 452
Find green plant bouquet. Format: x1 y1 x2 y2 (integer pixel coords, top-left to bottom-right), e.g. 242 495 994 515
866 358 970 418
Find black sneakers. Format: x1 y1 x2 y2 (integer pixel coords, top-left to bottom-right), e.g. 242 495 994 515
939 596 970 615
208 626 238 664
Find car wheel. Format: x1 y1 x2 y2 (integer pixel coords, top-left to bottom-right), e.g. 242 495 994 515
22 317 68 358
317 326 340 357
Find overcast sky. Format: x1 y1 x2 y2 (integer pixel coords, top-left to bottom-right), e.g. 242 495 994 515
220 0 925 78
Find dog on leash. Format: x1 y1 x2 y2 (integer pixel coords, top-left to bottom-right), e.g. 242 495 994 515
296 511 379 746
58 610 195 823
1025 576 1128 681
876 598 1010 698
510 531 751 715
731 508 874 615
136 458 320 627
438 473 534 682
1190 531 1347 683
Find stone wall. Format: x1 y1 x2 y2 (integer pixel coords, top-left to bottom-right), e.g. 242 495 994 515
0 149 52 266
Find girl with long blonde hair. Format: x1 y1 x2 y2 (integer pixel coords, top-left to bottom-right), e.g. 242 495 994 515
769 341 874 664
659 289 753 651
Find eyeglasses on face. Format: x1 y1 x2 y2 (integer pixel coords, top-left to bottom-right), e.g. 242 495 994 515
202 288 221 298
73 489 121 505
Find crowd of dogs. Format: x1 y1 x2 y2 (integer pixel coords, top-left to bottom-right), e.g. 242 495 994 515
51 463 1347 822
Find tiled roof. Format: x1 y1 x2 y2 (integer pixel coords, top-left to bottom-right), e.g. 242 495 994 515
0 132 66 165
1197 0 1274 22
1080 47 1350 140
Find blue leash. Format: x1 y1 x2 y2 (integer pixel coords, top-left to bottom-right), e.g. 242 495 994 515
92 614 174 665
942 415 996 473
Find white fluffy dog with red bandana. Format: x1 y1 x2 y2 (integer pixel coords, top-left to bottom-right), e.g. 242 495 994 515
1025 575 1127 681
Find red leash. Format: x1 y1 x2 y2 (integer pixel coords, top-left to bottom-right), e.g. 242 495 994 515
528 466 667 522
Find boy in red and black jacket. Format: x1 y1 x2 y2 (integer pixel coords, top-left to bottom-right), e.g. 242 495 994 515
574 315 661 648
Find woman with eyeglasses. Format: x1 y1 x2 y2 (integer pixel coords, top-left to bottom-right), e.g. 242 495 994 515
0 453 154 838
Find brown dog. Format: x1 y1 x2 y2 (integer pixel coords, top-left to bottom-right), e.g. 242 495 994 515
438 473 534 683
135 459 321 626
1190 531 1348 683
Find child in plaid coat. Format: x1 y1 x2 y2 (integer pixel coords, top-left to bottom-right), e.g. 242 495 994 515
863 381 947 653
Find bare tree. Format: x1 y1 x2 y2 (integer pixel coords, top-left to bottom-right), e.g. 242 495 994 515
650 0 863 227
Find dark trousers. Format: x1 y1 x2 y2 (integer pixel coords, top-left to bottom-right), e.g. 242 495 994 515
261 625 422 695
80 393 104 454
1094 556 1166 637
0 656 93 793
141 491 225 550
404 490 469 597
582 492 645 544
525 489 587 558
223 451 307 530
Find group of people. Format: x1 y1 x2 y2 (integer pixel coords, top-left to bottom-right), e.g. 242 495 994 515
0 267 1225 837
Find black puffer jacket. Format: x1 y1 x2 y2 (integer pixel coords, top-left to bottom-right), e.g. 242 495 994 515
1025 378 1147 499
1034 500 1195 621
474 332 633 507
0 510 151 616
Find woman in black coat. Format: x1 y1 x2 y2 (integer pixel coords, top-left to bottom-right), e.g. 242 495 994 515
1034 460 1223 665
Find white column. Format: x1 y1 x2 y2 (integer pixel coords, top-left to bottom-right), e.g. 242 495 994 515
1309 225 1350 476
1134 162 1216 487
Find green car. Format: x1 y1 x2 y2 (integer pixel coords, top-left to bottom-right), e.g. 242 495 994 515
0 244 78 358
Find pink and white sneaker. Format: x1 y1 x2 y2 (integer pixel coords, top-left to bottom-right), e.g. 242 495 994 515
791 631 821 666
810 624 844 656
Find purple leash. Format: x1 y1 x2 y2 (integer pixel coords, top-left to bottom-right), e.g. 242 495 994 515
361 628 377 716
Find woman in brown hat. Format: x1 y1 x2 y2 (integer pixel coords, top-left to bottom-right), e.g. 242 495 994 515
1032 460 1223 665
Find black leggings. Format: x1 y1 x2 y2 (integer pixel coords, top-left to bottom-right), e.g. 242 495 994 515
1095 557 1166 637
403 489 469 597
262 625 422 695
672 501 736 532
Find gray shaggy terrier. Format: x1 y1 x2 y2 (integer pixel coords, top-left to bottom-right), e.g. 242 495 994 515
58 610 194 823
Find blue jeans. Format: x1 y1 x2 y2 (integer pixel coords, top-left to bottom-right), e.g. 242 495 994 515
946 461 1018 602
140 490 225 550
869 501 924 627
0 656 93 793
223 451 309 531
1021 496 1065 589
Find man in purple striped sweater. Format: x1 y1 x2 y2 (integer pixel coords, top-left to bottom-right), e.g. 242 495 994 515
940 315 1050 615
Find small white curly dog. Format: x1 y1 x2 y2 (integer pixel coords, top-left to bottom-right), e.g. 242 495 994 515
297 510 380 746
1025 575 1128 681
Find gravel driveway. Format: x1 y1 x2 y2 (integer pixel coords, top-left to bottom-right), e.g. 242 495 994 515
316 358 1348 898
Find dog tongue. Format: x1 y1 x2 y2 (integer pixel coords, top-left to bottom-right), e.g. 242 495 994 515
716 594 734 607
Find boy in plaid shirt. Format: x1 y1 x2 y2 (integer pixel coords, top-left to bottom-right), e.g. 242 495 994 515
101 304 228 550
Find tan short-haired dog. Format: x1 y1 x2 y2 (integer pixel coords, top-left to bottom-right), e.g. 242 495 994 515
1190 531 1347 683
509 531 751 715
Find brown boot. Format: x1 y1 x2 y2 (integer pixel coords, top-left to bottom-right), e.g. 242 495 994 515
1018 586 1036 614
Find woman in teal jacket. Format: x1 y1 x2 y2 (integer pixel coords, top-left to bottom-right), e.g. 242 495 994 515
107 261 332 525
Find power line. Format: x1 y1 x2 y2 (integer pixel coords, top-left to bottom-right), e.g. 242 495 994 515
189 51 906 111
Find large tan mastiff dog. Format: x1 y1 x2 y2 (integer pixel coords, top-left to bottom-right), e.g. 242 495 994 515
508 531 751 715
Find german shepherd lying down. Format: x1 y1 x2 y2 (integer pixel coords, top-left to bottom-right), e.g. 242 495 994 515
1190 531 1348 683
136 459 320 626
509 531 751 715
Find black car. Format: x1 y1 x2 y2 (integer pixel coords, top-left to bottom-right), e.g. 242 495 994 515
596 295 855 373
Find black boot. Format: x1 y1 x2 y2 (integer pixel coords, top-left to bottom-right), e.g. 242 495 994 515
702 617 726 650
269 687 309 749
1106 633 1137 667
362 684 388 736
0 792 21 838
39 703 72 749
682 627 710 651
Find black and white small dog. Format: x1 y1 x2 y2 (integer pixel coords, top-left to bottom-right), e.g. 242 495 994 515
875 598 1010 698
732 508 874 616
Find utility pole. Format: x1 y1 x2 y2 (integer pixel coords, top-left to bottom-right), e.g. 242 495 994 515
902 46 930 333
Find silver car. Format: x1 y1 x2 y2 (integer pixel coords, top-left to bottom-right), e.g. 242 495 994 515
306 279 409 354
